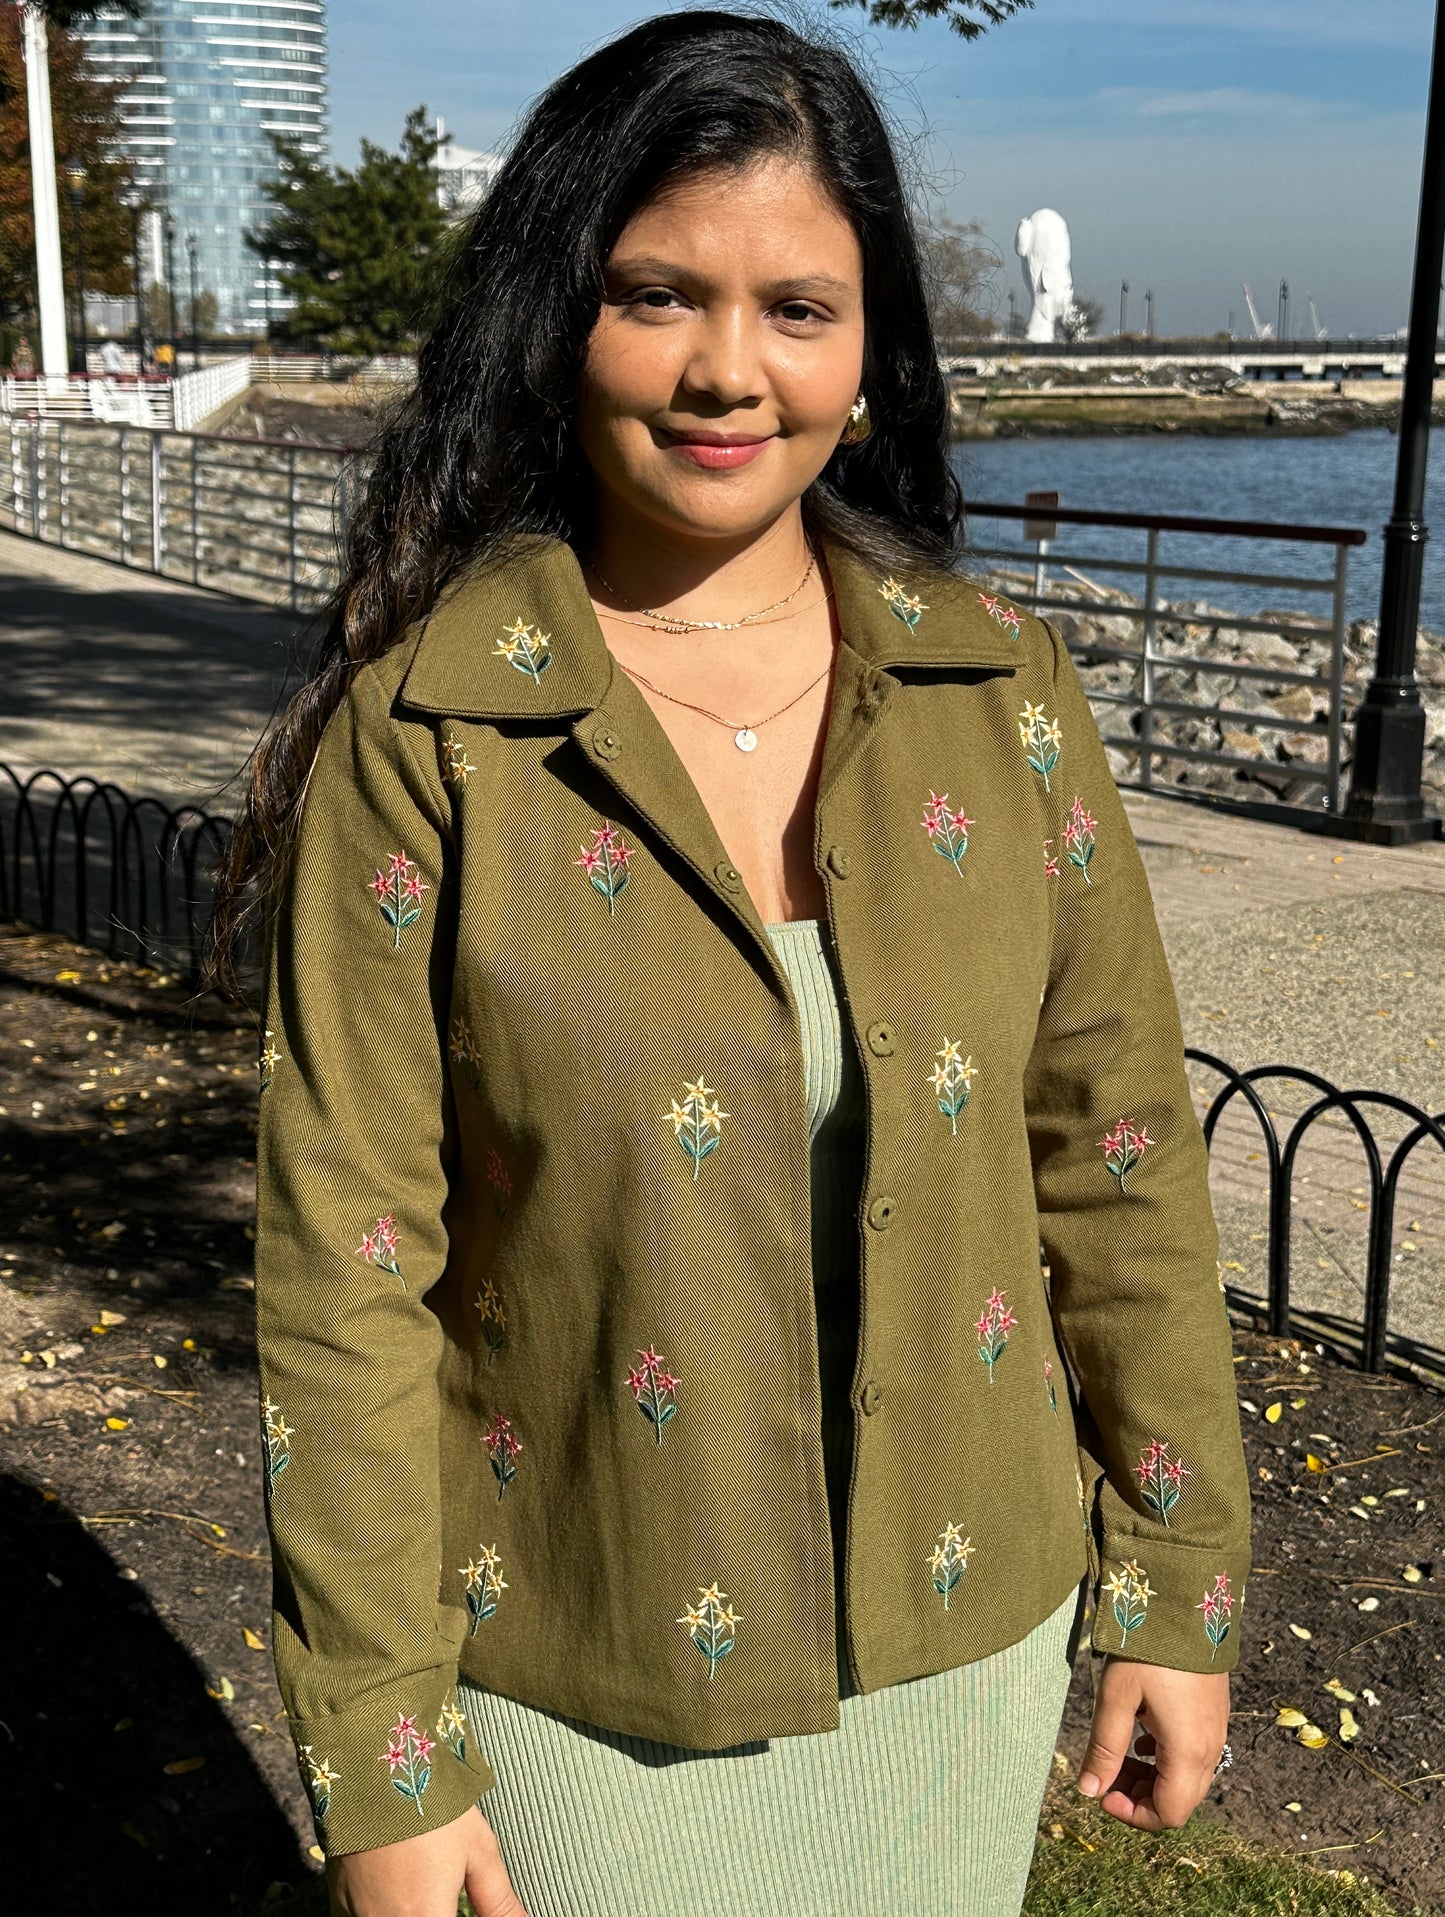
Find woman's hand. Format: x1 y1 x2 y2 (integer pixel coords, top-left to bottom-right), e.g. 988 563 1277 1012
328 1804 530 1917
1077 1657 1230 1830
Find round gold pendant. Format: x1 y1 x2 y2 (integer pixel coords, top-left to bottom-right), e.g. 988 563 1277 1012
734 728 758 752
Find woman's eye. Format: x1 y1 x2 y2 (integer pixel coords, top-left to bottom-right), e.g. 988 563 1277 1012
776 302 825 326
628 287 684 311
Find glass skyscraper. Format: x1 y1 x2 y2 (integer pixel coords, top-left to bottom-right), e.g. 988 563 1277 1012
84 1 329 334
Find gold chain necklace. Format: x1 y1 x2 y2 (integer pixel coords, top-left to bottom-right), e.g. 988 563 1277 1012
584 547 817 634
617 654 833 752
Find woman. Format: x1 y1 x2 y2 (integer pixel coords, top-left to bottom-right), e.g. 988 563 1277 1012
212 13 1251 1916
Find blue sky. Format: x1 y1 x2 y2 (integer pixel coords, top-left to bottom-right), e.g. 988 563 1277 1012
327 0 1436 338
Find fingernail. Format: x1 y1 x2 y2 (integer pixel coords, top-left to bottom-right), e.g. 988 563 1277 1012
1078 1772 1101 1797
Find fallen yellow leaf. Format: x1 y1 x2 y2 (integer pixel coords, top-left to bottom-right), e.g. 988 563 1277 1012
1297 1724 1329 1749
1403 1565 1424 1583
1291 1397 1307 1409
153 1354 168 1369
308 1845 325 1862
1275 1708 1309 1728
1338 1709 1361 1743
1306 1454 1327 1472
119 1821 150 1848
99 1309 126 1326
1265 1402 1284 1424
206 1676 235 1701
105 1417 128 1431
1289 1622 1313 1640
163 1755 205 1774
1324 1679 1357 1702
243 1626 266 1649
55 969 81 982
1285 1801 1303 1813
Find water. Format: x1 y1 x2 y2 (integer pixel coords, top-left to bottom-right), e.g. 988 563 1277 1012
952 430 1445 633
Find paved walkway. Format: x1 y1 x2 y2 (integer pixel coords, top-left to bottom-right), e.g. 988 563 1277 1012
3 530 1444 1356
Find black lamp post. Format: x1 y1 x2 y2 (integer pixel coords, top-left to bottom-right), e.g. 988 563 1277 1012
187 232 199 369
163 212 178 364
1340 0 1445 841
122 189 146 368
1144 288 1154 340
1007 288 1017 340
1119 279 1129 336
1278 278 1290 346
65 164 88 376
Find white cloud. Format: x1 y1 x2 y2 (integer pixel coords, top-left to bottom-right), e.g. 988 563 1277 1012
1096 86 1332 123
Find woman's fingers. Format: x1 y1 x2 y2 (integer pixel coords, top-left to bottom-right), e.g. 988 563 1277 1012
465 1817 533 1917
1077 1663 1145 1801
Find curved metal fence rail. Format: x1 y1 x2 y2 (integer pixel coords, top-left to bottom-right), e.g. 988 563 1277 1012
0 763 234 984
1189 1045 1445 1382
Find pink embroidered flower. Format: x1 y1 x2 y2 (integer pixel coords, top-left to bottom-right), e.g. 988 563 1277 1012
371 851 428 949
978 592 1022 640
1043 836 1060 879
1197 1572 1235 1661
976 1287 1016 1384
576 821 635 916
626 1344 679 1443
1134 1438 1191 1526
1043 1357 1058 1414
1099 1118 1152 1195
1063 795 1097 884
358 1214 404 1289
484 1146 512 1219
484 1411 522 1498
379 1712 432 1813
921 790 973 876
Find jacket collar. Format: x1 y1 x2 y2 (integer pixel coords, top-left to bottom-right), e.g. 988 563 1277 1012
397 531 1020 722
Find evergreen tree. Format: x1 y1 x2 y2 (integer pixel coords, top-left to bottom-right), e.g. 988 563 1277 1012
829 0 1032 34
247 107 449 354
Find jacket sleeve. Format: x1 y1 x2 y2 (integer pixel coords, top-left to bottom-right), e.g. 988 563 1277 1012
254 663 495 1857
1023 617 1252 1673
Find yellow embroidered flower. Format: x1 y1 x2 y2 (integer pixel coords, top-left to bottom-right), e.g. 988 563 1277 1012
441 736 476 787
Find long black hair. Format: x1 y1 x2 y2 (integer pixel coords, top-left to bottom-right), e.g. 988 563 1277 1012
207 6 961 998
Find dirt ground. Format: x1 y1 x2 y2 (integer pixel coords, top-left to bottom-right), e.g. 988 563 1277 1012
1 923 1440 1915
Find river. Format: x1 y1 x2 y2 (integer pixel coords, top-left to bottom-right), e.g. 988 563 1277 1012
952 429 1445 632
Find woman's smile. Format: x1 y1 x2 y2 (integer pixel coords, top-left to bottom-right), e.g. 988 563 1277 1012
657 427 777 471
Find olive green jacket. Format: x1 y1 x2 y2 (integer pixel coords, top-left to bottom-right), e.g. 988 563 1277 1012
254 533 1251 1858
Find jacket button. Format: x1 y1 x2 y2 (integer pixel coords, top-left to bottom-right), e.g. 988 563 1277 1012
591 724 621 760
860 1379 884 1415
713 859 743 891
826 844 852 878
866 1021 895 1057
866 1194 896 1230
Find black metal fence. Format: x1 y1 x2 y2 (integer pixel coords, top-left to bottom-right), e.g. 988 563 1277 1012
0 762 231 984
2 760 1439 1382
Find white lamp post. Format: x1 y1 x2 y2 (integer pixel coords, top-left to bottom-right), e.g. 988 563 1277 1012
20 2 70 384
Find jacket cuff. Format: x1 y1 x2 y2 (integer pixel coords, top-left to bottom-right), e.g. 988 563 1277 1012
1091 1533 1249 1674
287 1670 496 1859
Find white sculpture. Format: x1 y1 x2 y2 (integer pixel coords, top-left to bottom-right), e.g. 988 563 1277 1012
1015 209 1074 343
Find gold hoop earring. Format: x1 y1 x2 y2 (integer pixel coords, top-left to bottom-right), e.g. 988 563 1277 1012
839 392 871 446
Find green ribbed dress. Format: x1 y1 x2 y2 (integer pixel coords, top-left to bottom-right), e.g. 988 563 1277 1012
458 917 1085 1917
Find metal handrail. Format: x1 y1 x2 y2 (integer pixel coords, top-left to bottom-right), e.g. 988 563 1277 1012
968 498 1370 546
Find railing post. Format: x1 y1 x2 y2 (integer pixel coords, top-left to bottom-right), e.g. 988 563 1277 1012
150 431 163 573
1327 541 1350 813
58 422 70 549
118 428 131 568
190 437 201 585
1138 524 1160 791
288 445 300 609
28 423 41 539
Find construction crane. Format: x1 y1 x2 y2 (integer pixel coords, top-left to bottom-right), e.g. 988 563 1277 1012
1307 295 1328 342
1241 282 1274 340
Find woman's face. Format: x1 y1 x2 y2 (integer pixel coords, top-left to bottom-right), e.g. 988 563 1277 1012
575 153 866 546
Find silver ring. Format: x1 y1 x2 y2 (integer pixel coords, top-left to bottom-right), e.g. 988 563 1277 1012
1214 1741 1234 1775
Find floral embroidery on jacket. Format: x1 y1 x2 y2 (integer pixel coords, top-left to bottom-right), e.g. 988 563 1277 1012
258 1030 281 1091
484 1411 522 1498
380 1713 433 1814
627 1345 678 1442
665 1077 729 1179
1064 795 1096 882
975 1287 1016 1383
978 592 1022 640
921 790 973 876
928 1522 975 1610
1100 1118 1152 1194
494 618 552 682
1135 1438 1191 1526
576 820 635 916
358 1214 404 1289
370 852 429 949
299 1744 338 1820
262 1393 292 1487
484 1146 512 1219
1044 1357 1058 1415
1103 1558 1155 1643
928 1039 976 1133
677 1583 739 1677
437 1693 467 1763
878 576 928 629
461 1542 507 1633
473 1277 506 1365
441 735 476 787
1019 701 1061 793
448 1014 482 1092
1198 1572 1235 1661
1043 836 1060 879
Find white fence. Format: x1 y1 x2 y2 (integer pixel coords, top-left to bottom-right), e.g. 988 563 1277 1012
0 355 254 433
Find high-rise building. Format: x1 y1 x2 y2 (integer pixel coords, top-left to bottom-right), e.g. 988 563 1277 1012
83 1 329 335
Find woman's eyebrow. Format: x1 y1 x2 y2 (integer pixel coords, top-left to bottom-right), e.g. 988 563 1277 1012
606 255 853 297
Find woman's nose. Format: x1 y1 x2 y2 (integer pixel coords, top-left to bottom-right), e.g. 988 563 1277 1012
679 307 764 409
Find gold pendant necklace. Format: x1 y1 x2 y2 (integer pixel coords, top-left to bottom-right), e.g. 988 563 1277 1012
618 655 832 751
584 547 817 634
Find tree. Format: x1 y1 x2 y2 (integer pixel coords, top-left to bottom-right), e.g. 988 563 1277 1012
246 106 449 354
0 6 142 331
918 214 1000 346
1060 295 1104 344
829 0 1033 36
